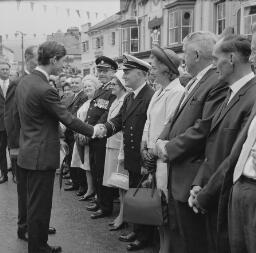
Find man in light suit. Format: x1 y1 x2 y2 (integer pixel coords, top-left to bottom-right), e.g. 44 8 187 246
93 54 155 251
0 59 18 184
14 41 94 253
189 35 256 253
156 31 227 253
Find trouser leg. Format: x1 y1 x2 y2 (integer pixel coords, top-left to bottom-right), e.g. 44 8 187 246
27 169 55 253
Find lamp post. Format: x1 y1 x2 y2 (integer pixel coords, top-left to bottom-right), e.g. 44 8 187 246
15 31 26 75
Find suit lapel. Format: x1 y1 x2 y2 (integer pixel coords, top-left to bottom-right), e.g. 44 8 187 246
5 81 16 102
211 78 256 131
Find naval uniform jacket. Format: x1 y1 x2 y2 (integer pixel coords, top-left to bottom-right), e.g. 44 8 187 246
14 70 94 171
105 83 154 173
85 83 115 147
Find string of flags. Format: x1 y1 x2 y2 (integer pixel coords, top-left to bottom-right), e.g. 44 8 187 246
15 0 107 20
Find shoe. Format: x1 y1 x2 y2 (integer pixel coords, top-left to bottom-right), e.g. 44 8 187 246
109 222 127 231
48 227 56 235
127 240 146 251
90 209 111 219
119 232 136 242
0 176 8 184
17 229 28 241
49 245 62 253
78 192 95 201
64 185 79 191
86 204 99 212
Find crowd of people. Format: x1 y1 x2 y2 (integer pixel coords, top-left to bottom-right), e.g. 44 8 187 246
0 29 256 253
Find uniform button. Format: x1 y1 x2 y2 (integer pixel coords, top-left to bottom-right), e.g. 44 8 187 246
130 133 133 136
131 146 134 149
88 116 91 118
131 140 133 143
130 127 133 130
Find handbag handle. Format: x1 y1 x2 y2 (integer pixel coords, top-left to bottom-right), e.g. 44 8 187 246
133 173 157 198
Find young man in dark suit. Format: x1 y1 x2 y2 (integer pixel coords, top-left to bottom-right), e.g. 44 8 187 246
93 54 155 251
14 41 94 253
5 45 57 241
190 36 256 253
155 31 228 253
85 56 117 219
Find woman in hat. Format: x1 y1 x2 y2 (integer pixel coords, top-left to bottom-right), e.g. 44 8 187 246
71 75 101 201
102 70 129 230
141 46 185 253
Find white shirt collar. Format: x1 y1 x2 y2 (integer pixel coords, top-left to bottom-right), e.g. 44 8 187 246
35 66 49 81
133 82 147 98
229 72 255 94
195 64 213 81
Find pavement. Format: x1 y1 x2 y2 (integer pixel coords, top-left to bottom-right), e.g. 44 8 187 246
0 174 157 253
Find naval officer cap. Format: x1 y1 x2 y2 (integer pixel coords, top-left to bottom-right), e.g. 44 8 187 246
122 54 151 72
151 46 180 75
95 56 118 70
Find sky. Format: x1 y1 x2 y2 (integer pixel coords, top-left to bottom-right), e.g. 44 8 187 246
0 0 120 60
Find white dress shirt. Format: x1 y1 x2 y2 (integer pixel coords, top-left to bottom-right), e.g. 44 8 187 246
0 79 9 98
242 116 256 179
35 66 49 81
133 82 147 98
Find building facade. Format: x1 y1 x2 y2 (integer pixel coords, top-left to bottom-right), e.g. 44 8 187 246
47 27 82 73
81 0 256 74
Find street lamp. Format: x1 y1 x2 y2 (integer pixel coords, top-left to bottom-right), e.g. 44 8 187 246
15 31 26 75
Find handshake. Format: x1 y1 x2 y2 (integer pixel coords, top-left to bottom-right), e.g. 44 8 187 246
93 124 107 138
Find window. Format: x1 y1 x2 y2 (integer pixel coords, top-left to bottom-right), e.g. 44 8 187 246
244 5 256 35
216 2 226 34
100 35 104 48
168 9 193 45
82 41 89 52
130 27 139 53
121 28 129 54
111 32 115 45
121 27 140 54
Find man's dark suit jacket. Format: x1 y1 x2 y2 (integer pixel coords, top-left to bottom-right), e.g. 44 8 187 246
0 78 19 133
105 84 154 173
194 98 256 253
14 70 93 171
194 77 256 189
159 67 227 202
4 77 22 149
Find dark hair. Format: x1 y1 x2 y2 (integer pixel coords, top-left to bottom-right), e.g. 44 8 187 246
24 45 37 61
219 35 251 62
38 41 66 66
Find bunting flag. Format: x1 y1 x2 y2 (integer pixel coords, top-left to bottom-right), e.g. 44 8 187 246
33 34 36 38
66 8 70 17
5 34 8 40
86 11 90 19
76 9 80 18
43 5 47 13
95 12 98 19
30 2 34 11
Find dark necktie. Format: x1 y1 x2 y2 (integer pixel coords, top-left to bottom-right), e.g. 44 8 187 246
127 92 135 110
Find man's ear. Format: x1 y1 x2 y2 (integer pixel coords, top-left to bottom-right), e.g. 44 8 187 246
195 50 200 62
50 56 57 65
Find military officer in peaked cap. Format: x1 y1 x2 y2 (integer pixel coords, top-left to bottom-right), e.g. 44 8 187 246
93 54 155 251
86 56 118 219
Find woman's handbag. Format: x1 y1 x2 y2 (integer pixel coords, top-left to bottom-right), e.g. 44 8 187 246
123 173 168 226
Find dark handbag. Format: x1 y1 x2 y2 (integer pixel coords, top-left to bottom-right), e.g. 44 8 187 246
123 173 168 226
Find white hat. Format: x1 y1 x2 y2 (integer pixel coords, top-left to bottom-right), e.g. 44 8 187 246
114 70 126 87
